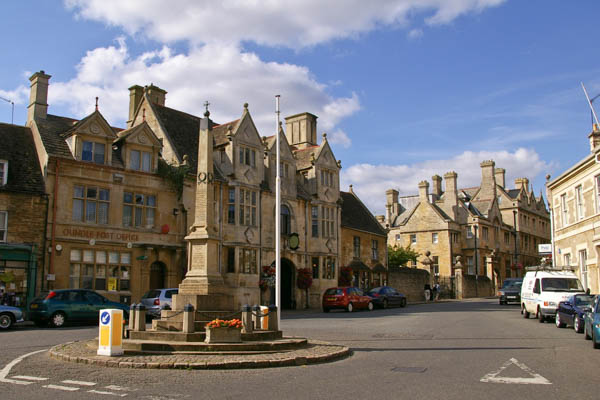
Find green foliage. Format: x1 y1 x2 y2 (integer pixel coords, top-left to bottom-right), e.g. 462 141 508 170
157 158 190 200
388 245 420 268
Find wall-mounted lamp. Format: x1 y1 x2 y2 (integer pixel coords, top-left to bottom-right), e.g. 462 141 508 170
173 208 179 216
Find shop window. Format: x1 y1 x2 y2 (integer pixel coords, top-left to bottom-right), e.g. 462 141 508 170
227 188 236 224
69 249 130 291
311 206 319 237
0 211 6 242
0 160 7 185
312 257 319 279
239 248 257 274
130 150 152 172
322 257 336 280
72 185 109 224
239 188 257 227
123 192 156 228
82 140 105 164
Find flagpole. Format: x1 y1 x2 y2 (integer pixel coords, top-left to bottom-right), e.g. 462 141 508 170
275 95 281 327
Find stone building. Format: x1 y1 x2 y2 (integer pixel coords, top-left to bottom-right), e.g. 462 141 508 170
340 187 388 290
547 124 600 294
0 122 48 306
381 160 550 290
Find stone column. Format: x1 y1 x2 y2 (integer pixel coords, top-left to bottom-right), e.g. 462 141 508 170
454 256 464 300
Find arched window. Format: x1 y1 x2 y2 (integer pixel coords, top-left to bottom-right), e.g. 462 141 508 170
281 205 291 235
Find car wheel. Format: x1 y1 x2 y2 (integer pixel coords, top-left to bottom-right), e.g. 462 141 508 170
522 304 530 318
555 312 566 328
50 312 66 328
383 299 388 309
0 313 13 329
400 298 407 308
367 302 374 311
537 308 545 323
346 303 353 312
574 317 583 333
323 308 330 313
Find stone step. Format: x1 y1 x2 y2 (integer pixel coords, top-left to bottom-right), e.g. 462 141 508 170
123 337 306 353
130 329 283 342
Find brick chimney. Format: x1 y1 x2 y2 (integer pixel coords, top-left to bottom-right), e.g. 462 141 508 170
479 160 496 200
418 181 430 203
431 175 442 199
27 70 51 123
515 178 529 192
442 171 458 220
145 84 167 107
494 168 506 189
127 85 144 126
589 123 600 152
386 189 399 223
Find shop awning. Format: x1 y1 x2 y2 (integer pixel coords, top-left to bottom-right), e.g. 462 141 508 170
348 260 370 272
371 263 387 273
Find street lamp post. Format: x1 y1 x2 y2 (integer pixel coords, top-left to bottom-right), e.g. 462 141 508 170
275 95 281 327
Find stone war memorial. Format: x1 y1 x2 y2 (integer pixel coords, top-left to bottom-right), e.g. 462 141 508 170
50 107 349 369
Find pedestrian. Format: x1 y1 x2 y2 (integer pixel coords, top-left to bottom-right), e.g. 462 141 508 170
433 283 440 301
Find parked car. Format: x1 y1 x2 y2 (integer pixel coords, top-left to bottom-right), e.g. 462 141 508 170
140 288 178 319
584 295 600 349
28 289 129 328
322 287 373 312
366 286 407 308
0 305 25 330
498 279 522 305
555 294 595 332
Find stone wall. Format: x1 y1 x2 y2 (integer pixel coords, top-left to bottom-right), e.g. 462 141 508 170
388 267 430 302
462 275 493 298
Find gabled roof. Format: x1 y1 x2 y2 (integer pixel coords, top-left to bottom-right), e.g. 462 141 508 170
35 114 78 159
212 120 239 147
61 110 116 139
340 191 386 236
293 145 320 170
0 123 45 195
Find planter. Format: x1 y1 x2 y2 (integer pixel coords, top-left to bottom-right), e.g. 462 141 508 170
204 326 242 343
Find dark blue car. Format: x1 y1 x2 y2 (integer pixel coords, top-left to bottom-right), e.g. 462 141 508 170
366 286 406 309
555 294 595 333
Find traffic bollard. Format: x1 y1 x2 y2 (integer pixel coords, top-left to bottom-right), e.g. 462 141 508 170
128 303 137 333
183 304 195 333
135 303 146 331
252 304 262 330
242 304 253 333
268 304 278 331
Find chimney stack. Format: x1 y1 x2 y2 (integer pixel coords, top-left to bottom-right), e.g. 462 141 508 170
418 181 430 203
145 84 167 107
431 175 442 199
494 168 506 189
442 171 458 219
127 85 144 127
515 178 530 192
589 124 600 152
386 189 399 223
479 160 497 200
27 70 51 123
284 112 318 149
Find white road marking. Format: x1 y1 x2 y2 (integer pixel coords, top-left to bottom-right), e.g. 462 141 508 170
10 375 48 381
0 349 47 385
105 385 137 392
62 379 97 386
43 384 80 391
480 358 552 385
88 389 127 397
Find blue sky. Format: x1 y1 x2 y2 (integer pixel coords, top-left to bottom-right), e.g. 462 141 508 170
2 1 600 214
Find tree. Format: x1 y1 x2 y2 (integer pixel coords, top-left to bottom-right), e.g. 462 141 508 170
388 245 420 268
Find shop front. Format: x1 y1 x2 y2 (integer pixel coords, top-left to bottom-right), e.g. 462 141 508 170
0 244 39 307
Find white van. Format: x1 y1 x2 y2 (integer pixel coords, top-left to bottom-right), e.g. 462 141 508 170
521 268 585 323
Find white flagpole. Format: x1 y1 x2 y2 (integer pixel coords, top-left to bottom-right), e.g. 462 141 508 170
275 95 281 327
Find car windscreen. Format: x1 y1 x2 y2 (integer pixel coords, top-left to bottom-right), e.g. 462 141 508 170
367 287 382 295
541 278 583 292
142 290 161 299
505 282 522 290
325 288 343 296
574 295 595 306
165 290 178 299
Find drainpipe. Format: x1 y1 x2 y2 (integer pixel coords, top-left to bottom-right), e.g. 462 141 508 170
41 193 50 292
513 210 519 276
49 159 60 286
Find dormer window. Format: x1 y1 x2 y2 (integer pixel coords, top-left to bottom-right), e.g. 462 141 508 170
239 146 256 168
0 160 7 185
130 150 152 172
82 141 105 164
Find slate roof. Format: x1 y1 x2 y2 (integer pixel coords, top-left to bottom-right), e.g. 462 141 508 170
507 189 521 199
340 191 386 236
293 145 320 170
35 114 77 159
212 120 239 147
0 123 45 195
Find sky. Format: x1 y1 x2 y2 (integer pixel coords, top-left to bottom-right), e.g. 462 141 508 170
1 1 600 215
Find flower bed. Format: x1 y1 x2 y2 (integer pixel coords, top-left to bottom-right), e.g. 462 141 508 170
204 319 243 343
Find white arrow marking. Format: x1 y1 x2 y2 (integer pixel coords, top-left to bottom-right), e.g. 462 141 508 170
62 379 97 386
480 358 552 385
10 375 48 381
88 389 127 397
43 384 80 391
0 349 47 385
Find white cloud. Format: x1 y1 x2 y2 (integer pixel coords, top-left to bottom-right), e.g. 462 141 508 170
44 39 358 137
65 0 506 48
341 148 552 214
328 130 352 148
408 28 423 39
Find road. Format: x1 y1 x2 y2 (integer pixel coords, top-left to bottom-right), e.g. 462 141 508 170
1 298 598 399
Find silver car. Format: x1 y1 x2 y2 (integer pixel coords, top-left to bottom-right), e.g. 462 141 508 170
0 305 24 329
140 288 178 319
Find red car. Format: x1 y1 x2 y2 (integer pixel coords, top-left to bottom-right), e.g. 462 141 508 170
322 287 374 312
